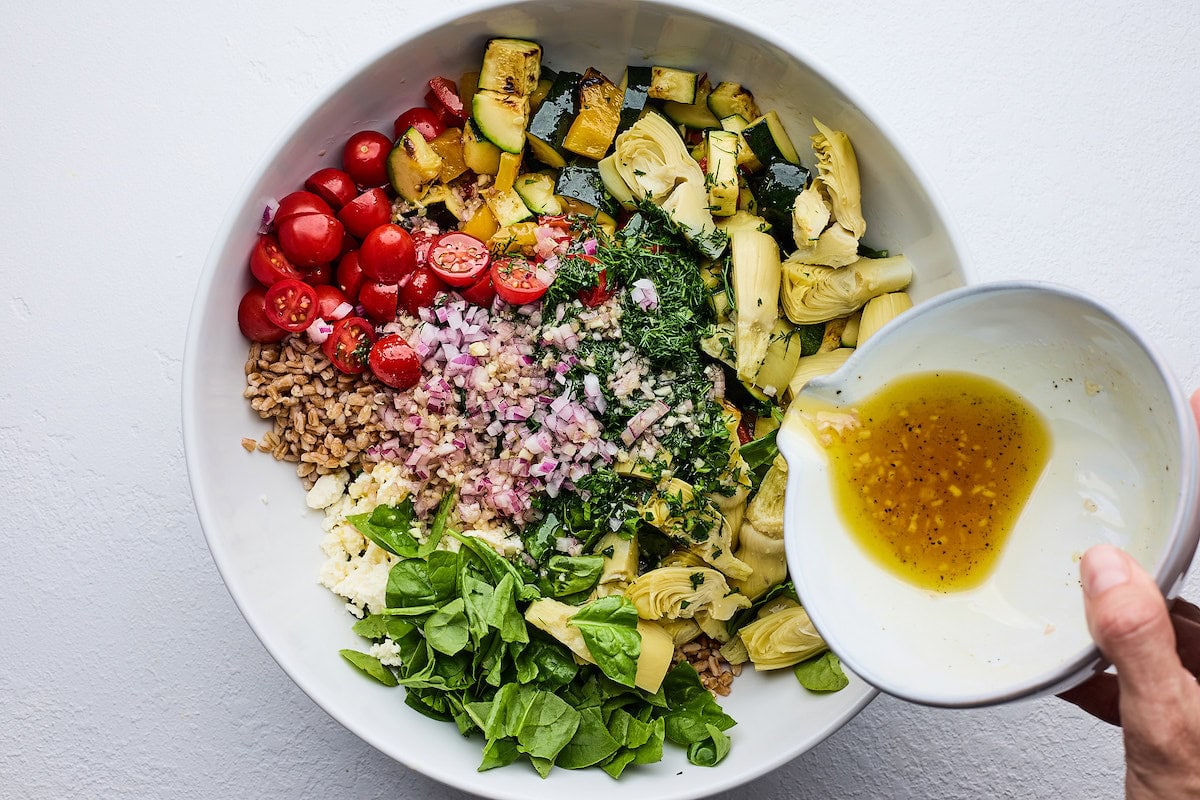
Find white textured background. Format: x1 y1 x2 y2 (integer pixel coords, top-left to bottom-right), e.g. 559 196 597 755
2 0 1198 797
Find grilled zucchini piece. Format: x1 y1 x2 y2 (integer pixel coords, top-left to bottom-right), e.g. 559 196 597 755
478 38 542 96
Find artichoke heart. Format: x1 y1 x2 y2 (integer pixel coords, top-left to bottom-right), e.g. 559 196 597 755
781 254 913 324
638 478 752 579
731 455 789 601
811 118 866 238
730 228 782 381
857 291 913 344
786 348 855 401
741 604 828 670
613 112 726 257
791 182 831 247
626 566 751 622
790 223 860 268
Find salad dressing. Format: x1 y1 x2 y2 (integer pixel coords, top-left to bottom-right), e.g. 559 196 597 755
803 371 1051 591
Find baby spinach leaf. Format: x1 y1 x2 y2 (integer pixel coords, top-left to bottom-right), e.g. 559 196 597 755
529 755 554 778
385 559 437 609
523 512 562 565
461 574 495 644
600 750 636 779
661 662 736 745
793 650 849 692
348 502 419 557
543 554 604 597
569 596 641 688
478 737 520 772
516 637 578 691
633 717 665 765
351 614 414 642
404 687 454 722
486 573 530 645
419 489 457 557
686 723 732 767
425 597 470 655
556 707 621 769
426 549 459 601
338 649 398 687
515 691 581 762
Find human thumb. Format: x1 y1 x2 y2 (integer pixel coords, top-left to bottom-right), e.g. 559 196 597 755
1081 544 1181 700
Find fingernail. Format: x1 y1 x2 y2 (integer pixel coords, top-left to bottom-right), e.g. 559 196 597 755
1082 545 1131 597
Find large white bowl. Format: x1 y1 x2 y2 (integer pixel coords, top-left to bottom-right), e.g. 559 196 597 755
183 1 968 797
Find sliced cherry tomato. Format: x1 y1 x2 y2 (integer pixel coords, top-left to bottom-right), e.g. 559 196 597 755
323 316 376 375
276 212 344 267
459 273 496 308
358 280 399 323
304 168 357 210
398 267 447 316
359 224 417 283
335 250 366 300
578 268 615 308
275 191 333 223
237 286 288 343
368 334 422 390
342 130 392 187
249 233 304 286
314 285 349 319
393 107 446 141
425 77 467 125
300 261 332 286
337 188 392 239
264 278 318 333
427 232 490 287
491 256 548 305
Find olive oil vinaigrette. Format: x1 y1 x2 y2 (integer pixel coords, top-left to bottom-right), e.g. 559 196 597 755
803 372 1051 591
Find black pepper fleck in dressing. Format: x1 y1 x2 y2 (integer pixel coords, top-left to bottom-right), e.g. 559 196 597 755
824 371 1051 592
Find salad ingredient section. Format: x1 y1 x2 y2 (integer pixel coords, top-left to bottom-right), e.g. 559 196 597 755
237 37 915 778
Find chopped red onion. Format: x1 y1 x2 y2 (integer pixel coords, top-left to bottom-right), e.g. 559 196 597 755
305 317 333 344
258 198 279 234
329 302 354 320
621 400 670 446
630 278 659 311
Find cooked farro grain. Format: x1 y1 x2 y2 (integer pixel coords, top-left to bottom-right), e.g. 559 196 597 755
243 337 387 488
672 634 737 698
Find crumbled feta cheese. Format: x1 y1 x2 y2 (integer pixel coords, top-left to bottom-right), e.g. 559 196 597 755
305 470 349 509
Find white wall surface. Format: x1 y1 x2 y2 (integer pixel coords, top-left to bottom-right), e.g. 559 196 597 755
2 0 1198 798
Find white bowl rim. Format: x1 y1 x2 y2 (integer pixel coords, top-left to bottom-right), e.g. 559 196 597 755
181 0 977 794
779 279 1200 708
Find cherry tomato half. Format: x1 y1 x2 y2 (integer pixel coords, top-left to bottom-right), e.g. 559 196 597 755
491 257 548 305
359 223 417 283
275 190 333 223
300 260 332 286
336 250 366 300
358 280 399 323
304 168 357 210
342 130 392 187
393 107 446 142
323 316 376 375
249 233 303 286
337 188 392 240
368 334 422 390
427 232 490 287
399 267 447 316
314 285 349 319
459 273 495 308
264 278 318 333
425 76 467 125
736 411 755 445
237 286 288 343
276 212 344 268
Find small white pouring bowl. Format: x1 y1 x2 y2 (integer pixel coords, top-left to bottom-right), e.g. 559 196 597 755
779 281 1200 706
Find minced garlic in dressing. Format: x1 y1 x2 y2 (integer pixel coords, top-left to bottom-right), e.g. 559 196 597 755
819 371 1051 591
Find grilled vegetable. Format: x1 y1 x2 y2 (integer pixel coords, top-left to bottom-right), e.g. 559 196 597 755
461 119 502 174
707 81 760 122
811 118 866 237
554 159 616 215
662 74 718 128
752 319 805 396
563 68 624 160
513 172 563 215
743 111 801 165
472 90 530 154
617 66 652 132
387 128 443 202
746 159 810 236
730 228 782 381
648 66 699 103
478 37 542 96
525 70 580 169
427 128 468 183
857 291 913 344
705 129 740 217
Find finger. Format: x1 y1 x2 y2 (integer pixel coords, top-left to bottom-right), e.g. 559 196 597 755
1081 544 1181 700
1058 671 1121 726
1172 609 1200 676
